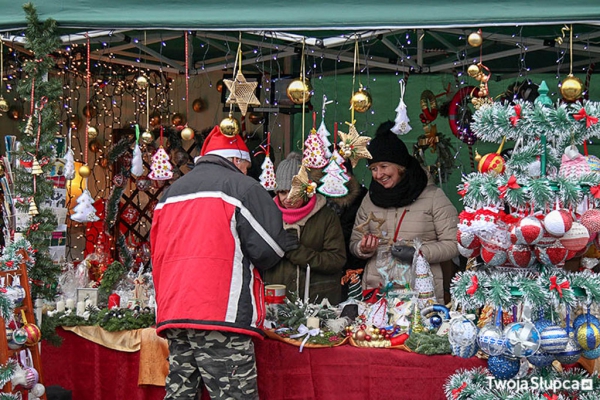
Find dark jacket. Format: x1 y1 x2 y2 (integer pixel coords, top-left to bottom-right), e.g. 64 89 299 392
151 155 291 339
263 194 346 305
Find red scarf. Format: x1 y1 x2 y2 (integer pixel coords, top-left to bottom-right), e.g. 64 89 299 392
275 195 317 224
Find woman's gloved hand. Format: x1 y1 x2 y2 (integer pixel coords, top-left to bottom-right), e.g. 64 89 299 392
391 245 415 264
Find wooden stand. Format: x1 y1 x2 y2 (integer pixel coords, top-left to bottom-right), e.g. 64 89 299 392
0 256 46 399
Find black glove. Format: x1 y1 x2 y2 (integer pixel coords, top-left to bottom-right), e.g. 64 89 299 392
283 229 300 252
391 245 415 264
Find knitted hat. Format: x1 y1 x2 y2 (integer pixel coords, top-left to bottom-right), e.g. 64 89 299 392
367 120 410 167
200 125 251 162
275 152 302 191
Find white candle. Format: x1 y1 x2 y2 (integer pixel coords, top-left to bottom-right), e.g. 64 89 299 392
303 264 311 304
76 301 85 316
65 298 75 310
306 316 320 330
56 300 65 313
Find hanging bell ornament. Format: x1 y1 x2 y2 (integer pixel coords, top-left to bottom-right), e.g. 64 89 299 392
24 116 34 136
141 130 154 144
192 98 204 113
136 76 149 90
79 164 91 178
0 96 9 113
351 87 373 113
560 74 583 102
286 78 312 105
219 115 241 137
468 64 482 78
31 158 43 175
468 31 483 47
87 126 98 140
181 126 195 141
28 200 39 216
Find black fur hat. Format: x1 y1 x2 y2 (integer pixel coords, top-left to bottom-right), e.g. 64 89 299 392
367 120 410 167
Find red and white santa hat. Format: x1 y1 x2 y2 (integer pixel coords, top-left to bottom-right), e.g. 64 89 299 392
200 125 251 162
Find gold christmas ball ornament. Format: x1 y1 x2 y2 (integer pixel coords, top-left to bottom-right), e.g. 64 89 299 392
286 78 313 105
192 98 204 113
351 87 373 113
0 97 9 113
219 115 241 137
171 113 185 127
181 126 195 141
136 76 149 90
78 164 91 178
87 126 98 140
468 64 481 78
141 130 154 144
560 74 584 102
468 31 483 47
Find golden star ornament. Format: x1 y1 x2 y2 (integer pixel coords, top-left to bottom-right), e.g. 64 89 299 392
337 123 372 168
224 71 261 116
287 165 317 204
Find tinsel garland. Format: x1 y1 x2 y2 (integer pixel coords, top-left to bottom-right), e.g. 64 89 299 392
404 332 451 355
445 366 600 400
451 269 600 310
0 238 35 271
0 359 17 389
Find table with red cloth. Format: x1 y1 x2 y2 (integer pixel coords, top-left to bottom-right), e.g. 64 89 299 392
41 327 487 400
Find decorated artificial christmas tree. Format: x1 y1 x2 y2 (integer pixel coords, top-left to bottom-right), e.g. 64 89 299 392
12 4 63 300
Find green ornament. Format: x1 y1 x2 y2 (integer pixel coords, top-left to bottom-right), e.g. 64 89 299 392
535 81 553 108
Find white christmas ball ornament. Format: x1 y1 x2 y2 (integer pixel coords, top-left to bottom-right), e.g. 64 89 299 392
514 216 545 245
544 209 573 237
560 222 590 252
31 383 45 397
503 321 540 358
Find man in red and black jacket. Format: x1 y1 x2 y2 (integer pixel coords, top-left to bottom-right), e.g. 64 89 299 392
151 125 297 400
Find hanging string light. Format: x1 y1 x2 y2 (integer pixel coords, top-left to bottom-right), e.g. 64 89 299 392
181 31 195 141
0 39 8 113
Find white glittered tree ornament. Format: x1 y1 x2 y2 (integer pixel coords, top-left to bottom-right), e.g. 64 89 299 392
148 127 173 181
317 95 334 158
391 80 412 135
71 187 99 223
258 132 276 190
302 112 328 168
131 125 144 177
412 240 435 308
64 148 76 180
318 158 349 197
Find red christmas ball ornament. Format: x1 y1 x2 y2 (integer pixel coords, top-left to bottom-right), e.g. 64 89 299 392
509 223 520 245
481 246 507 266
458 244 480 258
514 216 545 245
23 323 41 346
477 152 506 174
544 209 574 237
581 209 600 234
560 222 591 252
506 244 535 268
535 241 568 266
457 230 481 249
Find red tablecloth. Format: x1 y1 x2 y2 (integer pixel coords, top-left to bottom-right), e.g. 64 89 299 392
42 328 486 400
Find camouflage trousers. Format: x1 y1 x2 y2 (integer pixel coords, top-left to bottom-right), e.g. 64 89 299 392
164 329 259 400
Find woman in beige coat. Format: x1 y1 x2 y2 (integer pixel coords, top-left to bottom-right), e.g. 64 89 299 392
349 121 459 303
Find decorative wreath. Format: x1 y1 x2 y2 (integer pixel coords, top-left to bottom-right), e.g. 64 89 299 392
419 90 438 124
447 86 479 145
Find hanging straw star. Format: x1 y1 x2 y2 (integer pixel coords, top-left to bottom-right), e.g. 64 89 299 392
223 35 260 116
287 165 317 204
337 122 372 168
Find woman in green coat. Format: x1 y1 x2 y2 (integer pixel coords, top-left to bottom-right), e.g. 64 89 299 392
263 152 346 305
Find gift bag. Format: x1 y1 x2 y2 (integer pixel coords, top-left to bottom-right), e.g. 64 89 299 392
375 243 415 299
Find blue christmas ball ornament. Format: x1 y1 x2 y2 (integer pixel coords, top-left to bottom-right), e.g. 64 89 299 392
527 350 555 368
576 322 600 351
451 341 479 358
573 313 600 332
540 325 569 354
477 324 506 356
534 318 553 333
503 322 540 358
582 346 600 360
488 355 520 380
555 336 582 365
430 314 443 328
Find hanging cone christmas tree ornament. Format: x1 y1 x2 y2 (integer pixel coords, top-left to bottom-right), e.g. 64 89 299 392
28 199 39 216
64 148 75 180
413 240 436 309
148 127 173 181
30 157 42 175
302 113 328 168
24 116 34 136
71 189 99 223
318 158 349 197
317 95 334 158
258 132 276 190
391 80 412 135
337 122 372 168
131 125 144 177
